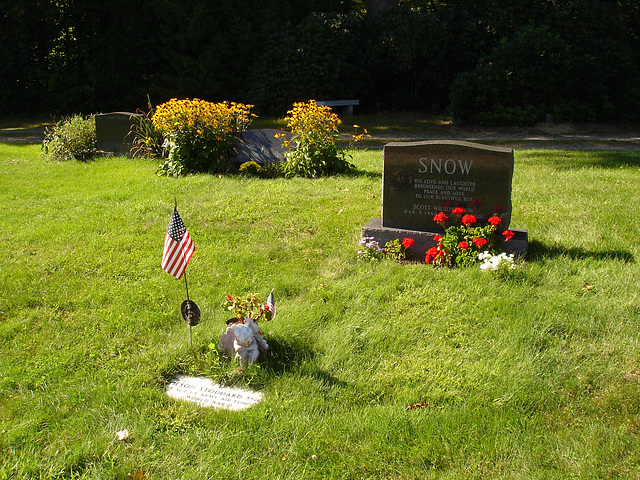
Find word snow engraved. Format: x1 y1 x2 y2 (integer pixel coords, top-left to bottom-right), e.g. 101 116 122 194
382 140 514 232
166 375 263 410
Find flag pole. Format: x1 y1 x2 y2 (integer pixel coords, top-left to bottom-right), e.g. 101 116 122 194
184 270 192 347
174 197 193 346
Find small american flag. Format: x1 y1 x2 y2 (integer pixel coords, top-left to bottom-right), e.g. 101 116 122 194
161 208 195 279
265 290 276 321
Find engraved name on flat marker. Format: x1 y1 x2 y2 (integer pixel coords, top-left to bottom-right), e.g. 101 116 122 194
165 375 263 410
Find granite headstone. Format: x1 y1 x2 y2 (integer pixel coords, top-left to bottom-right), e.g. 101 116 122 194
95 112 141 155
232 129 292 166
363 140 527 256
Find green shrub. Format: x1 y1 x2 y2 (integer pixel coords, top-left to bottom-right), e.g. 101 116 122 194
41 114 96 161
277 100 354 178
247 13 374 115
151 98 255 175
130 106 165 159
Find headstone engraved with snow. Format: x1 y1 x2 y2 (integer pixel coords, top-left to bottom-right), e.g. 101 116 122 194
382 140 514 231
363 140 527 256
165 375 263 410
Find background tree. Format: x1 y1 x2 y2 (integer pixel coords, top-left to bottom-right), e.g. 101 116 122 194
3 0 640 124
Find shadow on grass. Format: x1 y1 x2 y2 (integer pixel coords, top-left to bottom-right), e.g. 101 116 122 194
262 334 315 375
528 239 635 263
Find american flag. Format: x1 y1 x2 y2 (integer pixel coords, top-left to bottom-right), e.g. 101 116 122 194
161 208 195 279
265 290 276 321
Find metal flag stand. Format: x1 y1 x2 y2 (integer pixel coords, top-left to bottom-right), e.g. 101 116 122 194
173 198 199 347
180 272 200 347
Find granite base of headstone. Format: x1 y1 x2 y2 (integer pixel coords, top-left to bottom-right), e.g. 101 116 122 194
95 112 141 155
232 129 292 166
363 140 528 258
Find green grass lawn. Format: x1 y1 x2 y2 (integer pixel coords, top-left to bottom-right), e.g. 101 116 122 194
1 143 639 479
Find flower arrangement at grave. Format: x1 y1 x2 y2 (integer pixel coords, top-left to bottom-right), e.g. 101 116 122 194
275 100 358 178
358 236 416 262
425 202 515 268
151 98 255 176
217 293 274 367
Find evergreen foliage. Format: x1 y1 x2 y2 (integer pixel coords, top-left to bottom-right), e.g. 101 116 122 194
3 0 640 124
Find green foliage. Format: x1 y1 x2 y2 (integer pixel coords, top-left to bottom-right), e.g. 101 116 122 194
279 100 355 178
130 106 165 159
247 13 375 115
358 236 415 262
427 209 512 267
151 98 255 175
222 293 272 321
41 114 96 161
5 0 640 126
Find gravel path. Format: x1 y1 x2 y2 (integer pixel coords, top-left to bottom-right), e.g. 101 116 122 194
2 123 639 151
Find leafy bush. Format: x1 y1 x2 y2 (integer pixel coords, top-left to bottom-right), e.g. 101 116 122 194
277 100 354 178
41 114 96 161
130 105 165 159
426 208 514 268
151 98 255 175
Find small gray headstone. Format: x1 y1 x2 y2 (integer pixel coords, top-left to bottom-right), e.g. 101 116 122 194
232 129 292 166
95 112 141 154
165 375 263 410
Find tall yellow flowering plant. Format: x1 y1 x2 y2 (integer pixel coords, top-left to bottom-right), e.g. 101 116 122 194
276 100 354 178
152 98 255 176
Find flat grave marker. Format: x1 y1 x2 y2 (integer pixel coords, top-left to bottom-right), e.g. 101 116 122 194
165 375 263 410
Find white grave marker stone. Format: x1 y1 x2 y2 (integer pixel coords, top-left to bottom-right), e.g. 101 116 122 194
165 375 263 410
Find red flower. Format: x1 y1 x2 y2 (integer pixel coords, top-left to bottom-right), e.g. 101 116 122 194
452 207 465 215
442 201 453 208
493 205 504 213
433 212 449 224
488 216 502 226
226 295 233 300
433 235 442 243
502 230 515 241
461 214 476 226
458 241 469 250
425 247 439 264
402 237 415 249
472 237 487 248
471 199 483 207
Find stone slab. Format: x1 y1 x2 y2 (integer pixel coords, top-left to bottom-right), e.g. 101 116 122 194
362 217 528 259
382 141 514 232
95 112 141 154
232 129 292 166
165 375 263 410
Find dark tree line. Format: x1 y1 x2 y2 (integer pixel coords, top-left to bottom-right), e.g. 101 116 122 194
2 0 639 124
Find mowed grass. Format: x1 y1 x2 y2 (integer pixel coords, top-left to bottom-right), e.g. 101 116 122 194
1 143 640 479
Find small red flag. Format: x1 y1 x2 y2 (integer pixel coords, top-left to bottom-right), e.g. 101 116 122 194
161 208 194 279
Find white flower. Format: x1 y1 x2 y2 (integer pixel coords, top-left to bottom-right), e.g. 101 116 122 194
479 252 516 271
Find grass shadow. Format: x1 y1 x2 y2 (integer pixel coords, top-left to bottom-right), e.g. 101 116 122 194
528 239 635 263
261 333 315 375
